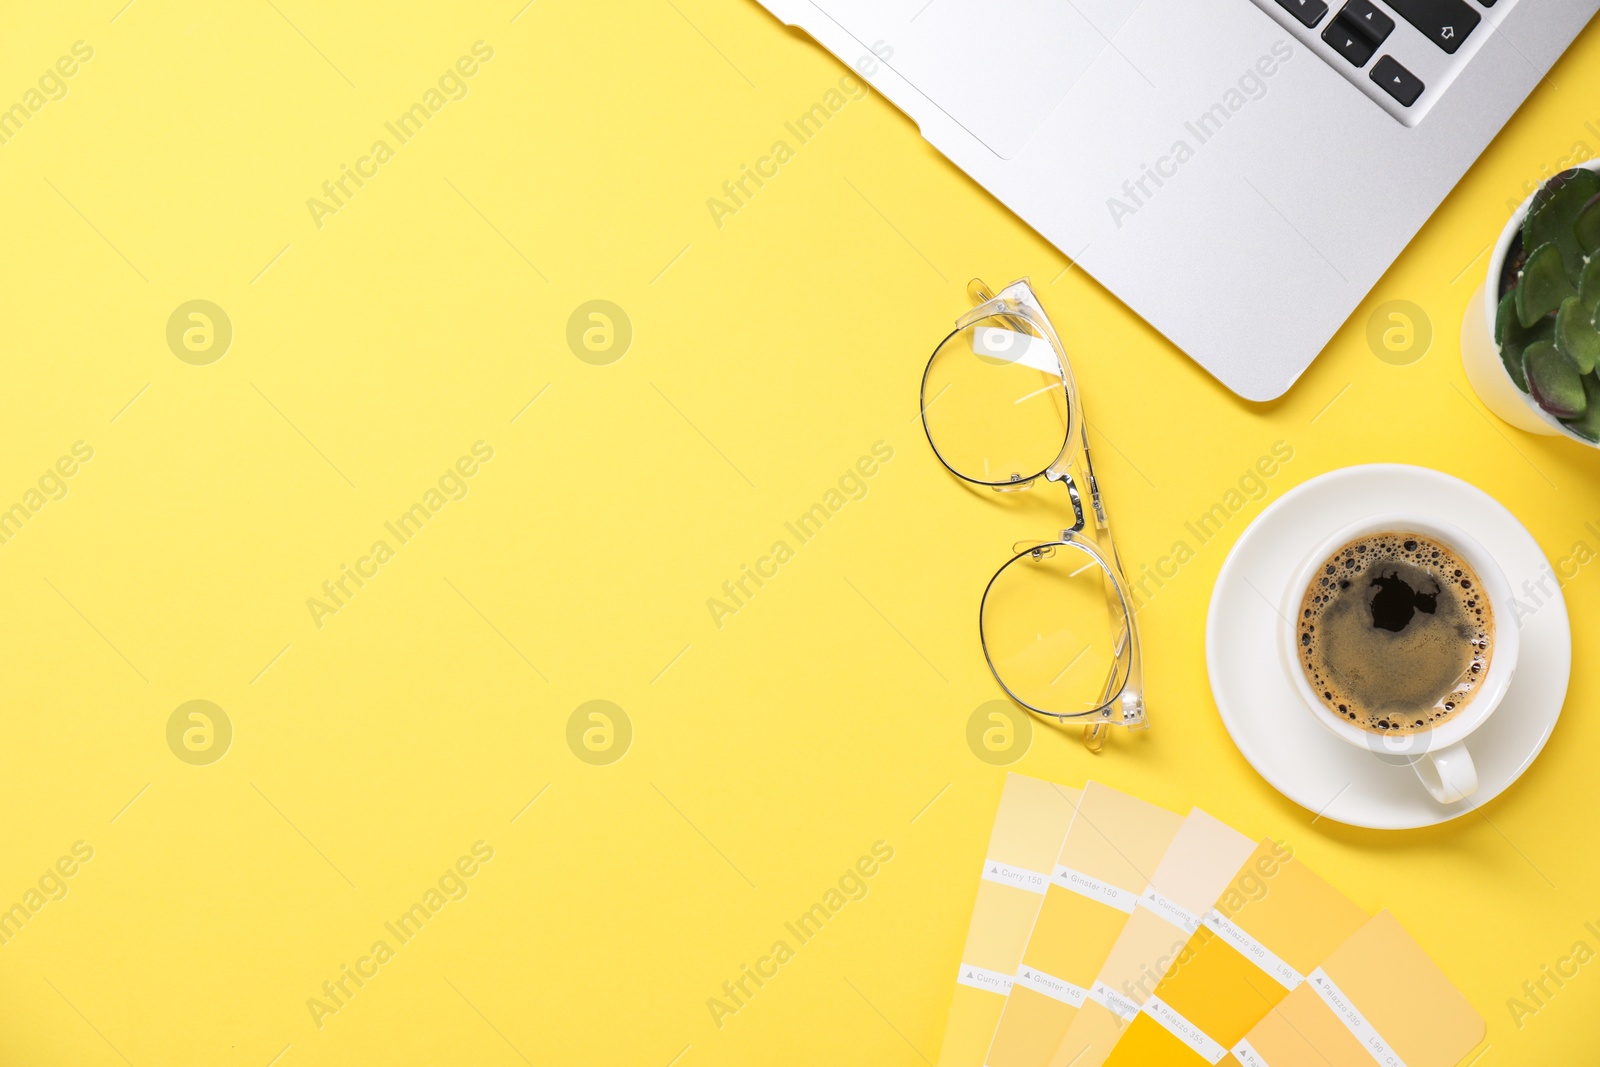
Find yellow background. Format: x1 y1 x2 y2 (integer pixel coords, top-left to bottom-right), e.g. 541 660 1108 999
0 1 1596 1063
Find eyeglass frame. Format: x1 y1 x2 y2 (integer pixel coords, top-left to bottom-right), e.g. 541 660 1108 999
919 277 1148 751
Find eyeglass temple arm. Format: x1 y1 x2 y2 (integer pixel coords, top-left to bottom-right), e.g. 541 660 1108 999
1079 433 1148 735
1043 457 1147 743
1051 333 1147 737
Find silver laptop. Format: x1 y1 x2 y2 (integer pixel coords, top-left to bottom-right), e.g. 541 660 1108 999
754 0 1598 399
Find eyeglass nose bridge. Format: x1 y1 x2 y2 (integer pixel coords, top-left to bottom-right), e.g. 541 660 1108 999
1044 468 1089 534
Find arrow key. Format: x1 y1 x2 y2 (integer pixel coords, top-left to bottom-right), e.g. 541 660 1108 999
1323 14 1378 66
1273 0 1330 29
1338 0 1395 43
1371 55 1424 106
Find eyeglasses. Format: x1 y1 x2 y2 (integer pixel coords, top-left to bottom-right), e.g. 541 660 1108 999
920 278 1147 752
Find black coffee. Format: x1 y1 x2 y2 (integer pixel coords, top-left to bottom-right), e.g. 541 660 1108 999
1296 533 1492 735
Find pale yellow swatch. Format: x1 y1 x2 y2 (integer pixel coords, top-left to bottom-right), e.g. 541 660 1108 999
985 781 1184 1067
1102 840 1367 1066
1049 811 1257 1067
1235 910 1484 1066
936 774 1083 1067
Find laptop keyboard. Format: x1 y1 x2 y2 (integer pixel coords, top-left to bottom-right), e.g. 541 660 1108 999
1251 0 1511 125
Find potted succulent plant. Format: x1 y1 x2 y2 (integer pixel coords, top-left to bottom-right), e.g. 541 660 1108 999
1462 163 1600 444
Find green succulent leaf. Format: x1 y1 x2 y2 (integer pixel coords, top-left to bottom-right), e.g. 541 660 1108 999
1561 374 1600 441
1495 290 1546 391
1517 243 1578 328
1578 193 1600 255
1527 168 1600 217
1556 296 1600 373
1525 340 1587 419
1580 253 1600 314
1524 168 1600 278
1500 237 1528 301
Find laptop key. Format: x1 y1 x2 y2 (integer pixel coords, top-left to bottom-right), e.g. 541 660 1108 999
1371 55 1424 106
1386 0 1480 53
1339 0 1395 43
1274 0 1329 27
1323 15 1378 66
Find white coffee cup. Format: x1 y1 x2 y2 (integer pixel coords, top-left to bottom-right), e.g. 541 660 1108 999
1279 514 1519 805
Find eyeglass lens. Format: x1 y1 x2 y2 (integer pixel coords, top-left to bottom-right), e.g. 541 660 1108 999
922 315 1070 485
981 540 1130 718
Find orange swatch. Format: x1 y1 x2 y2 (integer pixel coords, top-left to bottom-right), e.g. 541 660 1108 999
1234 910 1484 1066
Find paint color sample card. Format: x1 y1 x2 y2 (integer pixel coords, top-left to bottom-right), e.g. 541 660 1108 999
1233 911 1484 1067
1049 813 1259 1067
936 774 1083 1067
985 782 1184 1067
1102 841 1367 1066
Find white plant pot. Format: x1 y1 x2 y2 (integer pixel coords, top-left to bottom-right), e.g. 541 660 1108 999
1460 159 1600 446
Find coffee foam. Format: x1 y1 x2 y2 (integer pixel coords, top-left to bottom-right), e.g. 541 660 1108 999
1296 533 1492 735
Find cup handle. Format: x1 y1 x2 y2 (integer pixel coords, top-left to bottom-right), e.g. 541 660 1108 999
1412 741 1478 804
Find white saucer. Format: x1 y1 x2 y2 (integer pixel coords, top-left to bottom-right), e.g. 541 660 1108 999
1206 464 1570 829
